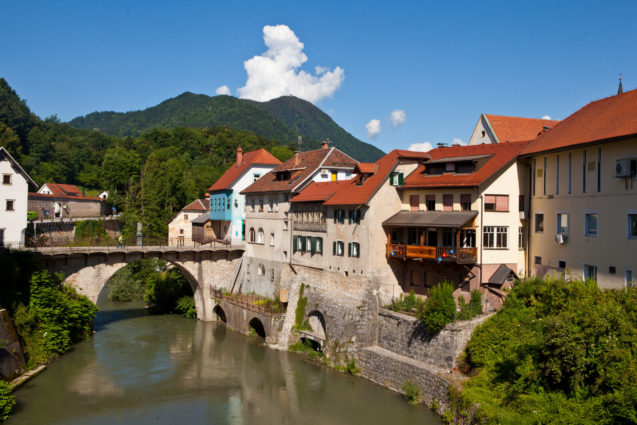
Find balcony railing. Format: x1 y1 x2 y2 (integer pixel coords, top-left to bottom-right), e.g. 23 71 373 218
292 222 327 232
386 243 477 264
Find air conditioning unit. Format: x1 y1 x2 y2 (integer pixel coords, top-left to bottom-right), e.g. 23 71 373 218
554 233 568 244
519 211 526 220
615 159 633 178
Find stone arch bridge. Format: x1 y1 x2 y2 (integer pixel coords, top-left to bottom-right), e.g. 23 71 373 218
35 245 244 321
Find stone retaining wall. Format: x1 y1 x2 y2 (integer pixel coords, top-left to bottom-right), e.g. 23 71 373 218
0 309 26 380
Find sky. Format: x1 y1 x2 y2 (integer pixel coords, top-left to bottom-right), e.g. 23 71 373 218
1 0 636 154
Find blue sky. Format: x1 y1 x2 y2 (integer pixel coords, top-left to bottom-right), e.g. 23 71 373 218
1 0 636 153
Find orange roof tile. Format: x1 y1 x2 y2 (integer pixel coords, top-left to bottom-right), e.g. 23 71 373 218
402 141 530 188
35 183 101 200
183 198 210 212
323 150 429 206
521 88 637 155
241 148 358 194
290 181 349 203
208 149 281 192
356 163 377 174
485 114 559 143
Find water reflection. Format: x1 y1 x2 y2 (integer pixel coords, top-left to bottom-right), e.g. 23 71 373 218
7 300 441 425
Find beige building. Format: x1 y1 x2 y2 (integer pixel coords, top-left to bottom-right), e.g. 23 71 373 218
522 88 637 288
240 144 358 296
289 151 428 302
385 142 530 308
168 198 210 246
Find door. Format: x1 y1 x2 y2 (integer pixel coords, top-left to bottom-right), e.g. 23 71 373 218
409 195 419 211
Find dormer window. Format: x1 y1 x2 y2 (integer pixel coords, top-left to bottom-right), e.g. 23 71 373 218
389 172 404 186
275 171 291 181
445 163 456 173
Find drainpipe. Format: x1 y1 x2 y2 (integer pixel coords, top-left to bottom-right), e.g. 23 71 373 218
522 159 532 278
478 190 483 288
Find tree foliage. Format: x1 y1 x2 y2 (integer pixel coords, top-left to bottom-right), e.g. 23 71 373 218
459 277 637 425
418 280 456 336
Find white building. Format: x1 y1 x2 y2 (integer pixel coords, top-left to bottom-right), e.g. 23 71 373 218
0 147 37 247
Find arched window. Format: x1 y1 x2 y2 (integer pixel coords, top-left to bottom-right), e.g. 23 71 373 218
257 264 265 276
249 228 255 243
257 228 264 244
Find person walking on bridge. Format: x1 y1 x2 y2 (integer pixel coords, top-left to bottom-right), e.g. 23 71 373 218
118 234 124 248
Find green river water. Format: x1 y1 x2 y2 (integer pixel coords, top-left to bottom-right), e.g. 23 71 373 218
7 297 442 425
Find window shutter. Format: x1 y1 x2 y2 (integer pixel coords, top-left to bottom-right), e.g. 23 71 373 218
348 242 352 257
496 195 509 211
333 241 336 255
317 238 322 254
293 236 298 253
398 173 404 185
348 210 352 224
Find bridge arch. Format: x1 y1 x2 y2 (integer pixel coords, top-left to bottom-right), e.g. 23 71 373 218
213 304 227 322
307 310 327 340
35 246 243 321
249 317 266 339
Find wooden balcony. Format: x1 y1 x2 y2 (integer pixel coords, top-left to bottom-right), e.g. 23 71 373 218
386 243 477 264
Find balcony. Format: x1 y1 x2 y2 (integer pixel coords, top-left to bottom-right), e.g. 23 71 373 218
386 243 477 264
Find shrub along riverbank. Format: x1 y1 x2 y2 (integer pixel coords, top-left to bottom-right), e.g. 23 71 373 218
454 277 637 425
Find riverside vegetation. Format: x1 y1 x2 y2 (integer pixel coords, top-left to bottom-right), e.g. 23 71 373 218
454 277 637 425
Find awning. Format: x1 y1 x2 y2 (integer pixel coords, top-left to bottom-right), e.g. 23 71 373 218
488 264 518 286
382 210 477 228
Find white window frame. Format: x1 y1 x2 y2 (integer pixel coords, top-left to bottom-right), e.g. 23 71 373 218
583 263 598 282
556 211 569 236
483 226 508 249
627 211 637 240
626 269 634 288
270 233 275 246
257 228 264 244
584 210 598 237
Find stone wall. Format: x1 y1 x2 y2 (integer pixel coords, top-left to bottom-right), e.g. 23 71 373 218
0 309 26 380
213 299 285 345
376 309 491 370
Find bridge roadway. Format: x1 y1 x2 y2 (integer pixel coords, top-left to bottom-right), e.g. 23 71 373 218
34 244 245 321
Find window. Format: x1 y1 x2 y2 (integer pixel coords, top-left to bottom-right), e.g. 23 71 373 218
257 264 265 276
583 264 597 282
333 240 344 256
627 270 633 288
534 256 542 265
518 227 525 249
461 229 476 248
585 213 597 237
556 213 568 235
426 195 435 211
335 209 345 224
253 173 261 182
283 220 288 230
2 174 11 185
558 260 566 269
389 172 404 186
294 235 305 253
535 213 544 232
555 154 560 195
483 226 508 248
227 197 231 210
442 229 454 247
250 199 255 212
409 195 419 211
628 213 637 239
184 214 188 220
268 199 273 211
348 242 360 258
257 228 264 244
519 195 525 212
461 194 471 211
445 162 456 173
349 209 361 224
179 229 184 234
249 228 255 243
5 200 14 211
443 194 453 211
270 233 275 246
609 266 616 274
311 237 323 255
484 195 509 212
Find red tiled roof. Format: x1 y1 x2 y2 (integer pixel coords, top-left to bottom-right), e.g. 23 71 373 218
208 149 281 192
241 148 358 194
35 183 101 200
290 181 349 203
183 198 210 212
356 163 377 174
521 88 637 155
402 141 530 188
28 192 102 201
485 114 560 143
323 150 429 206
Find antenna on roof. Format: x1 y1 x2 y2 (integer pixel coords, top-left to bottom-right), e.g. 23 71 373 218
618 73 624 95
297 136 303 152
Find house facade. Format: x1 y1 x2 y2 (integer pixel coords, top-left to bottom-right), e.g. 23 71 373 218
240 144 358 296
386 142 530 308
168 198 210 246
28 183 109 219
522 88 637 288
0 146 37 247
207 147 281 245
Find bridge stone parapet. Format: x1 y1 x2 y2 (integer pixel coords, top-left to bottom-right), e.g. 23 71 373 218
213 299 285 345
35 245 244 321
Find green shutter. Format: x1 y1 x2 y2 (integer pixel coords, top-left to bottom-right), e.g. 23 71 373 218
333 241 336 255
348 242 352 257
348 210 352 224
398 173 404 185
293 236 298 253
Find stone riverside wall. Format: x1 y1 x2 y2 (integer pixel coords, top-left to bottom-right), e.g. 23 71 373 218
214 299 285 345
376 309 492 370
0 309 26 380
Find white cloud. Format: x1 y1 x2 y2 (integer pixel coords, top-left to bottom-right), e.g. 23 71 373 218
541 115 552 120
366 119 381 139
238 25 345 103
407 142 434 152
390 109 406 127
451 138 467 146
216 85 231 95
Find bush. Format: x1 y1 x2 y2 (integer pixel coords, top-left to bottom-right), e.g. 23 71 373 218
12 270 98 368
388 290 425 315
0 381 15 421
107 267 145 302
144 268 193 315
419 281 456 336
175 296 197 319
402 379 423 405
74 220 108 242
0 250 39 313
459 277 637 424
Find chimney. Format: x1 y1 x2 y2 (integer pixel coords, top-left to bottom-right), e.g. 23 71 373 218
205 192 210 200
236 147 243 165
321 139 330 149
293 151 301 168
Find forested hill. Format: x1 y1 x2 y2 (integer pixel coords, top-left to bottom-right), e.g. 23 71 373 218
69 92 385 162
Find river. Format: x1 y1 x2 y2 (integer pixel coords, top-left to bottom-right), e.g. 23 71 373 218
7 297 442 425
